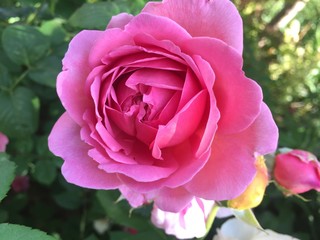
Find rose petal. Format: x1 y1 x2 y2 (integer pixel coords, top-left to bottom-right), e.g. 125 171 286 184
125 13 191 43
143 87 177 120
153 187 194 212
48 113 120 189
186 136 256 200
182 37 262 134
57 30 104 125
152 90 207 159
185 103 278 200
88 28 134 67
119 185 147 208
177 69 201 112
243 103 279 155
99 140 178 182
128 57 186 72
99 161 177 182
107 13 134 29
126 69 184 91
161 142 211 188
143 0 243 54
116 143 211 194
188 55 219 157
156 91 181 125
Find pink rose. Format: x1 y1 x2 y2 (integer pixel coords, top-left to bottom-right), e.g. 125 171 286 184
151 197 214 239
0 132 8 152
274 149 320 194
48 0 278 212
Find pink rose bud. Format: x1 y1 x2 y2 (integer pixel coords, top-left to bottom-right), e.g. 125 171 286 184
124 227 138 235
11 176 30 193
274 149 320 194
151 198 215 239
0 132 9 152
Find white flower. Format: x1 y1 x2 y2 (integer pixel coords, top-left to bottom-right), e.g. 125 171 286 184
151 198 215 239
213 218 299 240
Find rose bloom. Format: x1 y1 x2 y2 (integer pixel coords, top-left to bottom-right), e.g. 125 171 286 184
49 0 278 212
0 132 8 152
274 149 320 194
151 197 214 239
213 218 299 240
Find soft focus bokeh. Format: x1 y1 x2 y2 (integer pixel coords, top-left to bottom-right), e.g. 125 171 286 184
0 0 319 239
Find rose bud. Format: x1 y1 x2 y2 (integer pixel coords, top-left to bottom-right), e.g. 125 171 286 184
0 132 9 152
11 175 30 193
274 149 320 194
228 155 269 210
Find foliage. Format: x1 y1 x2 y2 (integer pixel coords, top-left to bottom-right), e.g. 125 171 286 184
0 0 319 239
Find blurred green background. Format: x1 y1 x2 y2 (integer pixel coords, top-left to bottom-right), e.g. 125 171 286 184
0 0 319 239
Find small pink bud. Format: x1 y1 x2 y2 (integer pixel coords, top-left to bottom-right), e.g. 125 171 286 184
274 149 320 194
12 176 30 193
0 132 8 152
124 227 138 235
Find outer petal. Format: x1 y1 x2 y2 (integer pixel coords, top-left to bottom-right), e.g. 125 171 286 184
124 13 191 44
107 13 134 29
186 104 278 200
57 30 104 125
0 132 8 152
143 0 243 54
119 185 147 208
181 37 262 134
48 113 121 189
153 187 194 212
88 28 134 67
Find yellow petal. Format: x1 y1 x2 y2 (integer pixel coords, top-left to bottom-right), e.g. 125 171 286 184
227 156 269 210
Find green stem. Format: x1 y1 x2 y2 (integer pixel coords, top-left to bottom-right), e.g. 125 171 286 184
206 204 220 231
204 204 220 236
10 69 29 92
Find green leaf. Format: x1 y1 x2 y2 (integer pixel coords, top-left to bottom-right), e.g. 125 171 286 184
53 186 83 210
0 223 56 240
69 1 146 30
0 45 22 73
33 160 57 185
28 56 61 88
39 19 67 46
69 2 117 30
232 209 263 230
0 87 39 138
0 63 12 89
84 234 99 240
2 25 50 66
110 231 169 240
0 153 15 202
